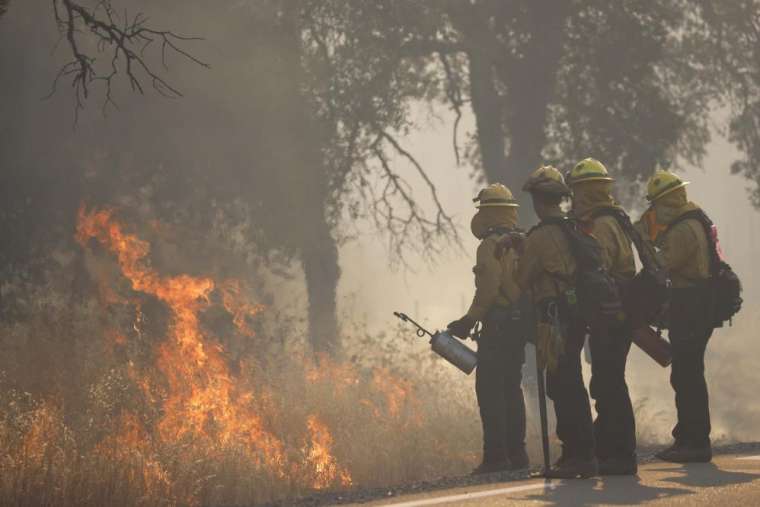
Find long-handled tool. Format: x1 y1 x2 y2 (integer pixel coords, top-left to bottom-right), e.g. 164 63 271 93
536 358 551 477
394 312 478 375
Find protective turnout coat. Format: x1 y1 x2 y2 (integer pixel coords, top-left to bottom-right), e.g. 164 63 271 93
466 207 522 321
573 181 635 280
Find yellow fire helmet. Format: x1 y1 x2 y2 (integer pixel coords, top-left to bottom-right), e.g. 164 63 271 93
473 183 519 208
646 170 690 201
522 165 571 196
567 158 614 186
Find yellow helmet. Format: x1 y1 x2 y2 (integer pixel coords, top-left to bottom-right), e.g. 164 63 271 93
646 170 690 201
522 165 571 196
567 158 614 185
473 183 519 208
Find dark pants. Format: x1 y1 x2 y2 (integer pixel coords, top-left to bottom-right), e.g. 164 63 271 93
669 289 714 447
589 326 636 460
670 327 713 446
476 306 527 463
546 322 595 460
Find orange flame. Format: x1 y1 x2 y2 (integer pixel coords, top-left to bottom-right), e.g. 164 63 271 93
72 204 432 496
220 279 265 337
77 205 285 472
371 367 414 420
304 415 353 489
95 412 172 493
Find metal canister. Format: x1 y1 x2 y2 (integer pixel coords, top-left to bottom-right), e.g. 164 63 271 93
429 330 478 374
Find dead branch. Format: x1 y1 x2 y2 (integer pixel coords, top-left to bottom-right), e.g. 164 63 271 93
366 133 462 267
438 52 466 165
49 0 208 120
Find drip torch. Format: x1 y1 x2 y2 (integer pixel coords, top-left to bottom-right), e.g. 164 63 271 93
393 312 478 375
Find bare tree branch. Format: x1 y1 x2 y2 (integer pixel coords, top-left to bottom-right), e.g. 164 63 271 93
361 132 462 267
438 51 466 165
49 0 208 121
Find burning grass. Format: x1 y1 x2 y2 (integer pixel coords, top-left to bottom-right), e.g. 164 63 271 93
0 205 481 506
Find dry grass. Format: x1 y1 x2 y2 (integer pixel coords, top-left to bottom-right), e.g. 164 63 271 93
4 205 753 506
0 303 486 506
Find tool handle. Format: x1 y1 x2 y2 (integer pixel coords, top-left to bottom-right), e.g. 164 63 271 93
393 311 433 338
536 362 551 477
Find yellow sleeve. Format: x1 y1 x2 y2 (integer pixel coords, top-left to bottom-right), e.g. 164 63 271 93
466 238 502 321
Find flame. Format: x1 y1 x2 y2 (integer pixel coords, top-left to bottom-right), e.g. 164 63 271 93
371 367 414 420
303 415 352 489
69 204 431 498
220 279 265 337
95 412 173 493
76 205 285 472
305 353 361 392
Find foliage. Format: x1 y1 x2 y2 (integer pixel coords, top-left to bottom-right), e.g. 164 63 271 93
694 1 760 207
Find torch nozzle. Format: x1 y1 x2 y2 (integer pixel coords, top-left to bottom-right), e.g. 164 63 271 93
393 311 433 338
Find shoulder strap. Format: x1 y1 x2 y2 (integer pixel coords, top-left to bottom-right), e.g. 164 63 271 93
668 209 708 229
591 206 667 275
589 206 633 235
670 209 720 273
540 216 605 271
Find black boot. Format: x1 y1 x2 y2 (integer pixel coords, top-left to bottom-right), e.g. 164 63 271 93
471 459 511 475
656 442 712 463
507 447 530 470
598 455 638 475
545 456 598 479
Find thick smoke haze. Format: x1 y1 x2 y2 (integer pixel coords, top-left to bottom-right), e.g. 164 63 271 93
342 109 760 444
1 1 759 505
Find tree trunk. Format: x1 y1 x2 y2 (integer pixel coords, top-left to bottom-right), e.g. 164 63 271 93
301 210 341 356
468 49 508 185
453 1 570 222
277 3 342 356
498 1 571 222
449 2 509 187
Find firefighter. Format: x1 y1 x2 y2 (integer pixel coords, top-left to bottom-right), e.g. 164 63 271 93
515 166 597 479
447 183 529 474
567 158 637 475
637 171 714 463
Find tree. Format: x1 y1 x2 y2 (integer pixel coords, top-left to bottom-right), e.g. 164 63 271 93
407 1 714 214
694 0 760 207
257 1 461 354
1 0 456 360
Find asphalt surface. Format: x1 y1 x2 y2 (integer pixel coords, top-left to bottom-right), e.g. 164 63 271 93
358 451 760 507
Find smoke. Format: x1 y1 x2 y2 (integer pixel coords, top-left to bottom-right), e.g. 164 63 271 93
342 109 760 446
0 2 758 504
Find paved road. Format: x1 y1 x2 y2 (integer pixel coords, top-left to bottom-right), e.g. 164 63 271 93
359 453 760 506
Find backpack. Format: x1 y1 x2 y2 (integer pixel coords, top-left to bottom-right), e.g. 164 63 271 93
669 209 743 326
590 207 671 328
539 217 623 328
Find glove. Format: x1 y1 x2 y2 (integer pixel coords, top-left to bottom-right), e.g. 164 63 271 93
447 315 476 339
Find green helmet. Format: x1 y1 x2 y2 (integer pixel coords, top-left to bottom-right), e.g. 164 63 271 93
567 158 614 185
522 165 571 196
473 183 519 208
646 170 690 201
